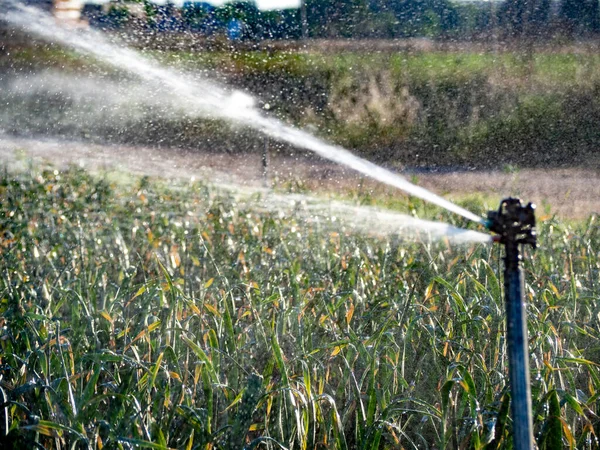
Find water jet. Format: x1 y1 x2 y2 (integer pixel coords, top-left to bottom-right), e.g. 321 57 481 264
1 0 485 226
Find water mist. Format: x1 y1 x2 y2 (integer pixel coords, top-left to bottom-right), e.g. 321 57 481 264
1 1 489 242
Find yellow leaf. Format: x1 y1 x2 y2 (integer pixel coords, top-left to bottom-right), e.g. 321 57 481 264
204 278 214 289
126 321 161 350
36 424 55 437
194 364 202 385
186 430 194 450
147 321 161 333
561 417 575 448
116 326 131 339
187 302 201 315
170 245 181 269
424 282 436 302
126 285 146 306
266 395 273 416
224 390 244 412
204 303 220 317
345 302 354 326
100 311 113 323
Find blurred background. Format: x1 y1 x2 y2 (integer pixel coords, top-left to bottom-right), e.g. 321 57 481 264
3 0 600 171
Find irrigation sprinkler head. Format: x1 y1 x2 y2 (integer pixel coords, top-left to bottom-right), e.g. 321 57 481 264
486 198 537 248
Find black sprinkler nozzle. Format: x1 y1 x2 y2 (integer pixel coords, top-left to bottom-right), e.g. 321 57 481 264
486 198 537 248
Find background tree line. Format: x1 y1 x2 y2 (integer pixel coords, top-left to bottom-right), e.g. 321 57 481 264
306 0 600 39
86 0 600 40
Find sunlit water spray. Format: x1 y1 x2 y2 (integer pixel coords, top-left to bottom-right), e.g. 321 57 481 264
206 183 491 244
0 131 491 244
2 1 486 228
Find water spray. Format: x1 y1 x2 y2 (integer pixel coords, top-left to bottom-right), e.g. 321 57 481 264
487 198 536 450
1 0 485 226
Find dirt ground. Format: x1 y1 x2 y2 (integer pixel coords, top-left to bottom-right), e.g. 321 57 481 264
1 133 599 220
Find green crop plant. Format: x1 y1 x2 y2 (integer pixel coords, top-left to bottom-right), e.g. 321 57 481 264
0 167 599 449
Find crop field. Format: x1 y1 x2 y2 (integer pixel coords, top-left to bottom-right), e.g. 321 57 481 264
1 166 599 449
3 9 600 448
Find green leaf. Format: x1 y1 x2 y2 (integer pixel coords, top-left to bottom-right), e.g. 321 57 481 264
77 363 102 419
271 334 289 386
486 392 509 450
561 391 585 416
544 390 563 449
118 437 174 450
181 335 218 384
22 420 86 441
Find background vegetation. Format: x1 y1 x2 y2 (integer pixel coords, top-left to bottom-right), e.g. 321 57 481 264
83 0 600 40
5 1 600 169
3 39 600 169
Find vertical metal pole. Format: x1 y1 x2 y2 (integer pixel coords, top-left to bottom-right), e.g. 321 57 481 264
491 0 498 54
503 240 534 450
300 0 308 40
262 137 270 187
488 198 536 450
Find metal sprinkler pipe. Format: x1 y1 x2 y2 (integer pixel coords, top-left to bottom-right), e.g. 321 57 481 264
487 198 537 450
262 137 270 187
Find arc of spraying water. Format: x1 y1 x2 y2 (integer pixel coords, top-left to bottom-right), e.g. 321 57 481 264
218 183 491 243
2 1 485 226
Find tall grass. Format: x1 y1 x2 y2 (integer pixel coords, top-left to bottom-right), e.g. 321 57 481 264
0 167 599 448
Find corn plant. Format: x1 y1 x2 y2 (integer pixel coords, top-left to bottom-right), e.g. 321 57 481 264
0 167 599 449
